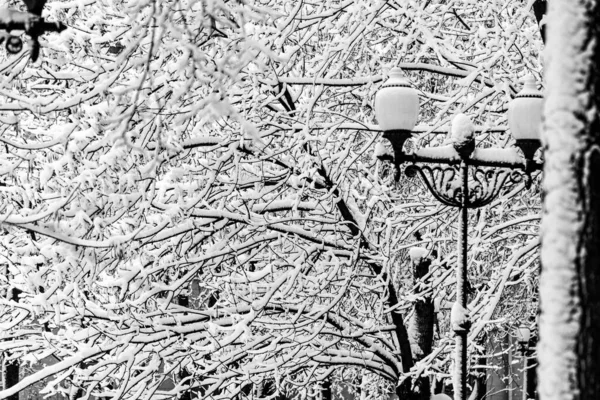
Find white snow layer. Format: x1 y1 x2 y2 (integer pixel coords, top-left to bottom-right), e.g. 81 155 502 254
450 113 475 145
409 246 428 261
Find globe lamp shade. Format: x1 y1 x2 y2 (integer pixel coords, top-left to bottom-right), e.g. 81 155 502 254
375 67 419 132
508 74 543 160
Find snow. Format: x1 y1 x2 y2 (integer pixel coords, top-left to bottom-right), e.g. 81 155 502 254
471 148 523 165
409 246 428 262
537 3 593 399
450 113 475 146
450 302 470 331
0 8 36 25
414 145 460 161
412 145 526 167
0 113 18 124
0 1 548 398
374 142 391 158
252 200 316 213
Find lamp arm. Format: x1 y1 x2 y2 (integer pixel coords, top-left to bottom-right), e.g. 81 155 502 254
0 20 67 33
407 147 534 169
381 134 542 170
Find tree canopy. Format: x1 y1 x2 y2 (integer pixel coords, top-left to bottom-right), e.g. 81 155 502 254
0 1 544 399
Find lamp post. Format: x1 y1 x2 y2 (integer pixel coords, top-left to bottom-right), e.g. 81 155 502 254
374 67 543 400
515 326 531 400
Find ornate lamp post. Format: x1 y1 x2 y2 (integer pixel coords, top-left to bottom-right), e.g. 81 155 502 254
374 67 543 400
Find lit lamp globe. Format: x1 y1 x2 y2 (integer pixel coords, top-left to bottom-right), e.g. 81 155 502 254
374 67 420 155
515 325 531 354
507 74 543 161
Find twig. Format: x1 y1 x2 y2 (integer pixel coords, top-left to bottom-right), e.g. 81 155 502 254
452 9 471 32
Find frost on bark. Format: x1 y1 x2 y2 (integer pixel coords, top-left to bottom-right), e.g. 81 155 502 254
407 253 434 362
400 249 434 400
539 1 600 399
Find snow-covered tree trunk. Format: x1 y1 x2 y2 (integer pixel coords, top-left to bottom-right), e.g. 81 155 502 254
539 1 600 399
405 249 435 400
407 250 434 362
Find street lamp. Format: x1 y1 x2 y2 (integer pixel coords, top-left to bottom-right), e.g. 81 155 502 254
374 67 543 400
508 74 544 182
515 325 531 354
374 67 420 179
515 325 531 400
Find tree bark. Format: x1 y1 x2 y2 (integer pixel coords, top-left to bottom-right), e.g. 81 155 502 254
472 334 487 400
408 256 434 361
532 0 547 43
5 288 21 400
321 379 332 400
399 254 435 400
539 1 600 399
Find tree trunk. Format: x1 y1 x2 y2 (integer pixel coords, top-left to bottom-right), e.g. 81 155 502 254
399 253 435 400
4 362 19 400
539 1 600 399
322 379 332 400
532 0 547 43
5 288 21 400
408 256 434 362
472 335 487 400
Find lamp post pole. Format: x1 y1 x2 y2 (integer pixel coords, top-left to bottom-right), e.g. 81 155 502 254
374 68 543 400
516 326 532 400
455 158 469 400
522 355 528 400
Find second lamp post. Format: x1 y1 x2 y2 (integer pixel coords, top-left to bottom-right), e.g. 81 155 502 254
374 67 543 400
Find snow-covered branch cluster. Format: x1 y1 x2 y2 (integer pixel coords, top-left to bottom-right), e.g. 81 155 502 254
0 0 543 399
